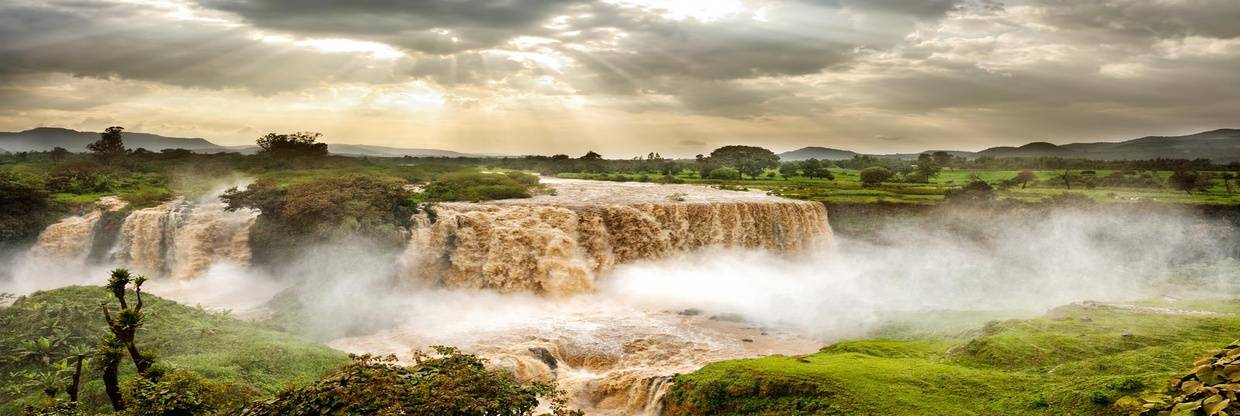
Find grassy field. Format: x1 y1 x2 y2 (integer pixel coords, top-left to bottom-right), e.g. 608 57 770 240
559 168 1240 205
0 286 347 414
663 298 1240 415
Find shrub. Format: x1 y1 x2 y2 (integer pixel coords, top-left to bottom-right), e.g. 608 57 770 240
0 170 51 243
944 179 995 203
859 166 893 186
708 167 742 180
241 349 581 416
421 172 538 202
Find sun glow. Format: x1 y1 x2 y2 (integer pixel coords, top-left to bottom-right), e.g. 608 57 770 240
256 34 405 60
605 0 747 21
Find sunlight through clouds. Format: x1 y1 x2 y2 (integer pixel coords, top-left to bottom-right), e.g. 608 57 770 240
1 0 1238 155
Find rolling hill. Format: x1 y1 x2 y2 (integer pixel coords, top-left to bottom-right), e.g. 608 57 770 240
779 129 1240 162
777 146 859 161
0 127 490 158
976 129 1240 161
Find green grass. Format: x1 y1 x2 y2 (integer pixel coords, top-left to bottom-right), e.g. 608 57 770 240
664 299 1240 415
0 286 347 414
558 168 1240 205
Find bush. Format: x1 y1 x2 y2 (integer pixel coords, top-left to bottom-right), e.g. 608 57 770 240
46 161 116 194
0 170 51 243
241 349 581 416
859 166 893 186
223 174 416 262
124 369 258 416
708 167 742 180
421 172 538 202
944 179 995 203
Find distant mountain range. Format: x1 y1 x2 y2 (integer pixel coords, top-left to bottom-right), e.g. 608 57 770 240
779 129 1240 162
0 127 490 158
5 126 1239 162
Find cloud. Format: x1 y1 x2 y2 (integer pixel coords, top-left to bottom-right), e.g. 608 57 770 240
197 0 584 54
1026 0 1240 41
0 1 408 93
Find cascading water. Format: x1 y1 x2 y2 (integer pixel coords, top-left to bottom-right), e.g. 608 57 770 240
30 196 128 262
403 178 831 296
113 199 256 280
23 193 257 283
345 178 836 414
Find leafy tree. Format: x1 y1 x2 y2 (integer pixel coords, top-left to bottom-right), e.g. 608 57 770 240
1169 170 1211 195
778 162 799 179
1012 170 1036 189
931 151 953 166
242 348 582 416
48 147 70 163
708 145 779 179
801 158 834 180
1220 172 1235 194
859 166 893 186
87 127 126 162
909 153 942 183
97 269 156 411
694 154 718 178
256 132 329 158
579 150 603 160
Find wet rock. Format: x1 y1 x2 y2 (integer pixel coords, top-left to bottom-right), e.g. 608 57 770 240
677 308 702 316
528 347 558 370
709 313 746 323
1124 340 1240 415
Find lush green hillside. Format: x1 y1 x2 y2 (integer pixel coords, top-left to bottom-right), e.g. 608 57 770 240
0 286 348 414
664 299 1240 415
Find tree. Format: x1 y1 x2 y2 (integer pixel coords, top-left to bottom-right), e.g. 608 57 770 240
1221 172 1235 194
1169 170 1209 195
708 145 779 179
579 150 603 160
256 132 329 158
1051 170 1082 189
48 147 69 163
1012 170 1036 189
801 158 834 180
778 162 800 179
98 269 155 411
931 151 953 166
87 126 126 162
859 166 893 186
65 345 91 403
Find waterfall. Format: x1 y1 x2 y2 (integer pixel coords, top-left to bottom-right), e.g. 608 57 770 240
30 197 128 262
113 199 257 279
403 199 830 296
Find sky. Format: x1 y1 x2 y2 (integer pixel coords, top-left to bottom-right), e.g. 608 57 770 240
1 0 1238 157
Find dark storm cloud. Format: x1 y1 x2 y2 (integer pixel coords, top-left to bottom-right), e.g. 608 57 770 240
0 1 407 94
1027 0 1240 41
197 0 585 54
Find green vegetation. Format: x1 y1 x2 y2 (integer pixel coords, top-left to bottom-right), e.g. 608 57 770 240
664 300 1240 415
0 285 346 415
0 127 546 247
243 348 581 416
